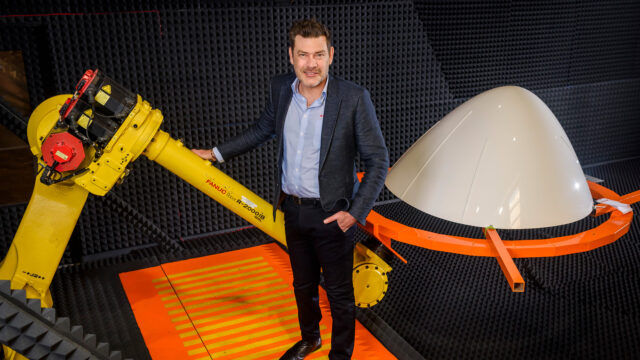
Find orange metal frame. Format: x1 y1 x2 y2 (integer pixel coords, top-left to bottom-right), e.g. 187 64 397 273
358 173 638 291
483 227 525 292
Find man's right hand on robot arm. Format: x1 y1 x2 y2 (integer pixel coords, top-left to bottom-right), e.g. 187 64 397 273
191 148 217 161
191 147 227 163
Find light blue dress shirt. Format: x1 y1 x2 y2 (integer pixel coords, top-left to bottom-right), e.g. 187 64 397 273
280 77 328 198
213 76 328 199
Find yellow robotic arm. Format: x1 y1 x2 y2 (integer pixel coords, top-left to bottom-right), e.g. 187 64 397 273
0 70 290 304
0 70 393 357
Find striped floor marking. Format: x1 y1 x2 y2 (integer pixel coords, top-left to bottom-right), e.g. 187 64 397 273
120 243 396 359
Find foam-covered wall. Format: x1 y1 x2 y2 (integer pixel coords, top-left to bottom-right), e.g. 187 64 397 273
1 0 639 258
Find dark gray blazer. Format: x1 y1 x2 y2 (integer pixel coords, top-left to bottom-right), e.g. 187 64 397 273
217 73 389 224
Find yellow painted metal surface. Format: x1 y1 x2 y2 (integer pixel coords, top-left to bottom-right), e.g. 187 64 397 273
143 130 287 247
73 95 163 195
26 94 71 158
3 347 24 360
25 93 162 196
0 178 88 302
95 84 111 105
1 95 91 304
352 242 392 308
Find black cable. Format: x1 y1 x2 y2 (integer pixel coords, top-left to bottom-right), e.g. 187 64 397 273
0 96 29 143
0 100 28 126
85 100 94 141
35 158 45 176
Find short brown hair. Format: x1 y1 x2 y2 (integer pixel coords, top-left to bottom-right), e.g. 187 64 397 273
289 19 332 49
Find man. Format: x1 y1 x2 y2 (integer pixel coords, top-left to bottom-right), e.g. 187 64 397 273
192 19 388 360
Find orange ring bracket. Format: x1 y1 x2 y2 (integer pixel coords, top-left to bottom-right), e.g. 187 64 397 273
358 175 638 291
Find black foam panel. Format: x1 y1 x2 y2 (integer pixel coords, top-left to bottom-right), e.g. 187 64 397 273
535 80 640 166
0 204 27 257
415 0 640 97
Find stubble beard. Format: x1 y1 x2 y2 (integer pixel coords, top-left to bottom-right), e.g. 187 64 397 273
297 68 326 90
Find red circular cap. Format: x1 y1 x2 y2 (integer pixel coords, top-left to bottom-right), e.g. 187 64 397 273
41 132 85 172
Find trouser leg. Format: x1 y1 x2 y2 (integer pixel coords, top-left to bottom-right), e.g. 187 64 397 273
314 222 355 360
283 199 322 341
282 197 356 359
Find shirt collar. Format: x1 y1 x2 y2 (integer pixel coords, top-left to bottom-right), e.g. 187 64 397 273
291 75 329 103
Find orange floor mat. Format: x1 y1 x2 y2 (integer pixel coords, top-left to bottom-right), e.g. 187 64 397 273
119 243 397 360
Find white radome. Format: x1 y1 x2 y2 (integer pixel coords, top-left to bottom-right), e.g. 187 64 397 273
385 86 593 229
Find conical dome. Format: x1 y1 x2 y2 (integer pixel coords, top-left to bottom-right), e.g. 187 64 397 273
385 86 593 229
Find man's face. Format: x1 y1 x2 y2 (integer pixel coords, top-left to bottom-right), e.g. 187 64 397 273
289 35 334 90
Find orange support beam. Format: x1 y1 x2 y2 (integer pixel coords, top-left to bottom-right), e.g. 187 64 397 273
483 227 525 292
359 220 407 264
620 190 640 205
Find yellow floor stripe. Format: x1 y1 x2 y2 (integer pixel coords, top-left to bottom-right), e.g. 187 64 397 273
192 326 312 356
169 283 289 315
186 346 210 359
233 343 291 360
155 262 271 289
152 256 264 283
178 304 298 338
182 313 299 347
187 347 208 356
160 293 179 304
205 322 300 351
176 298 295 330
158 266 273 295
171 289 292 322
162 272 278 301
164 278 285 308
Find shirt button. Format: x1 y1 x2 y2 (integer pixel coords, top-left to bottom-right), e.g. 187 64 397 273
300 132 304 136
297 150 301 154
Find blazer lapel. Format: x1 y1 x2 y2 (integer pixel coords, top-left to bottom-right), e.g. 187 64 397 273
276 85 293 138
275 83 293 167
319 78 341 171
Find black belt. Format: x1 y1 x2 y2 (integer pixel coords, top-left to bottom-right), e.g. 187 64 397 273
286 194 321 206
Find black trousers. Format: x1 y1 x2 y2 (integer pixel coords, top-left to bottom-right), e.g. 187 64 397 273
281 196 356 360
